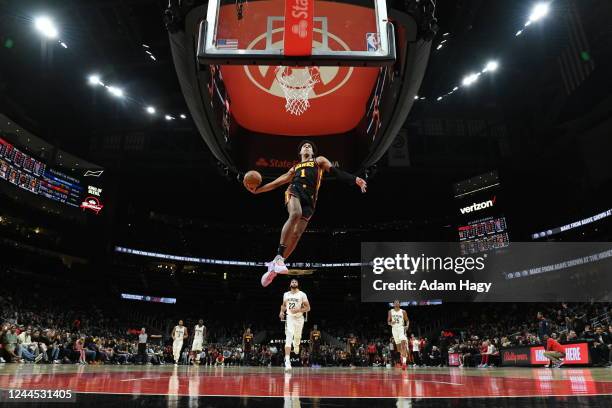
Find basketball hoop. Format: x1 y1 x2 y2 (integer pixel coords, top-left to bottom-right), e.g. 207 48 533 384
275 66 320 116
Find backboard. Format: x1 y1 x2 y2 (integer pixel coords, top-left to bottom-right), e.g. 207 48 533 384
198 0 395 66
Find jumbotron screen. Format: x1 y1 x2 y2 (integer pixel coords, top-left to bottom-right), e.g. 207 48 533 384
0 137 103 213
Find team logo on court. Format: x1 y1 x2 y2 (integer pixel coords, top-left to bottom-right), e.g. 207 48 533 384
243 24 354 100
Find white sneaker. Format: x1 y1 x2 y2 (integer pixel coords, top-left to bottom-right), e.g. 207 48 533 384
261 261 278 287
284 359 292 371
273 257 289 274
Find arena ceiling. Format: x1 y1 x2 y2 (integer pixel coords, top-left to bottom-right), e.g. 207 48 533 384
0 0 611 228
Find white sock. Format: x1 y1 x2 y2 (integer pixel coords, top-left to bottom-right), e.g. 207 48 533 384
402 357 406 364
285 355 290 362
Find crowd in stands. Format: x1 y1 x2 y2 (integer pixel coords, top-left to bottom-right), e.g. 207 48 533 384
446 303 612 367
3 281 611 368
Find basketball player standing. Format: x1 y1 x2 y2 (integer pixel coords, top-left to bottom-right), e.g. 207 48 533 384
172 320 188 366
243 328 254 365
248 141 367 286
280 279 310 370
309 324 321 366
191 319 206 365
388 300 410 370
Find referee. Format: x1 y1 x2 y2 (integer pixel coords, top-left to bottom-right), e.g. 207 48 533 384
137 328 148 364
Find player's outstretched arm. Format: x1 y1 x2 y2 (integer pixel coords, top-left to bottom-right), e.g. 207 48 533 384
387 310 392 326
249 168 294 194
280 300 287 320
316 156 367 193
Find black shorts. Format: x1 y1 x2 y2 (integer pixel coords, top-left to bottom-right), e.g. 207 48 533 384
285 185 316 221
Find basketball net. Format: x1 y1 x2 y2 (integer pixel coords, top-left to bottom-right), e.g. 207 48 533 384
275 66 320 116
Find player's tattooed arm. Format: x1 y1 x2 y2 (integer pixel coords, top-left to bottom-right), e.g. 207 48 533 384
316 156 367 193
251 168 295 194
387 310 393 326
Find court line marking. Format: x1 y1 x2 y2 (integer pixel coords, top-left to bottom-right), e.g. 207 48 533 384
120 376 172 382
116 376 462 386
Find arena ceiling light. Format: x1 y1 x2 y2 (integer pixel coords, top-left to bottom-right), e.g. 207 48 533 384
88 74 101 86
34 16 58 39
107 86 124 98
483 61 499 73
528 3 550 23
28 15 184 123
462 73 480 87
427 2 554 102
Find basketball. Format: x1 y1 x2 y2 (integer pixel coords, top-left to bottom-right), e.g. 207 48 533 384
243 170 262 190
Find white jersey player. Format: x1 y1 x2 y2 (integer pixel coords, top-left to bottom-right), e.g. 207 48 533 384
280 279 310 370
191 319 207 365
387 300 409 370
172 320 188 366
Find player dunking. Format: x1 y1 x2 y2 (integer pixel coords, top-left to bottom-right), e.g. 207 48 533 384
172 320 188 366
247 140 367 286
280 279 310 370
191 319 206 365
388 300 410 370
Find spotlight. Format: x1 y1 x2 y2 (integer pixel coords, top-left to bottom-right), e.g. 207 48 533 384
34 16 58 39
146 106 156 114
462 73 479 87
60 42 68 48
437 96 443 101
483 61 499 72
453 86 459 91
516 30 524 36
436 44 443 50
165 115 174 121
180 114 187 119
414 95 419 100
107 86 124 98
88 74 101 85
529 3 550 23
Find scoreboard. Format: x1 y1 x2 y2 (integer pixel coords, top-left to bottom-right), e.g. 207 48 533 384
458 216 510 255
454 172 510 255
0 137 103 213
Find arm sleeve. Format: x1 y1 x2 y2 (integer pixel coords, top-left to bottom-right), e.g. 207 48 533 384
328 166 357 186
